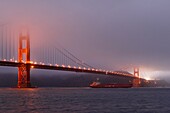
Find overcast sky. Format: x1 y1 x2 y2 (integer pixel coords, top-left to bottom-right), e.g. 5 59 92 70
0 0 170 79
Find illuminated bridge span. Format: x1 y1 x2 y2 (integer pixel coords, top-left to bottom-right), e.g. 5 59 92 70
0 24 140 88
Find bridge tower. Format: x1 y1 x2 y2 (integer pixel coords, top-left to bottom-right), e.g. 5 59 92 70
18 32 31 88
133 67 140 87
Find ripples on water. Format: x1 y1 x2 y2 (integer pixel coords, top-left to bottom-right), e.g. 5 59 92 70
0 87 170 113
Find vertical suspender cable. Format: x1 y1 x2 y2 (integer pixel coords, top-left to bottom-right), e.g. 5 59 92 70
9 26 11 60
5 26 7 60
0 26 3 60
12 29 14 60
43 44 45 64
54 48 56 65
47 45 50 63
2 26 3 60
52 48 55 64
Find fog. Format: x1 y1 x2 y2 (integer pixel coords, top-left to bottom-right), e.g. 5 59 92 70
0 0 170 80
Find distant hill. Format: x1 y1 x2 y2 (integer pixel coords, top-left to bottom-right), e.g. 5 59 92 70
0 70 169 87
0 70 132 87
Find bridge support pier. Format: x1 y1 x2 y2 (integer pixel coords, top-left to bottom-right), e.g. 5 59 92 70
18 64 31 88
133 78 140 87
17 33 32 88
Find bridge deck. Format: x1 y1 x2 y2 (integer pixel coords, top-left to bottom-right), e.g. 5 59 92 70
0 61 136 78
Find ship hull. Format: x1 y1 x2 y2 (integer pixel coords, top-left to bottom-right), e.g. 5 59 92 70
90 84 133 88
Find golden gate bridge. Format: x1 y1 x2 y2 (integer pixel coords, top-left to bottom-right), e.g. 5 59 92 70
0 24 140 88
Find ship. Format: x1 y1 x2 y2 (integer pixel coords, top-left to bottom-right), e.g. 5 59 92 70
90 81 133 88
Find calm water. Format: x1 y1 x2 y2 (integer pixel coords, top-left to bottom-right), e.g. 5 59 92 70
0 87 170 113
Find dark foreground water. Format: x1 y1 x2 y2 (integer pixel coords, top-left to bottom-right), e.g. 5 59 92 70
0 87 170 113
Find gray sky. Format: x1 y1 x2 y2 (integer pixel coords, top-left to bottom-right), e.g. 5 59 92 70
0 0 170 79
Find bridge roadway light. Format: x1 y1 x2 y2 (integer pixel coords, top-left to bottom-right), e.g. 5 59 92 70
55 64 59 67
27 61 33 64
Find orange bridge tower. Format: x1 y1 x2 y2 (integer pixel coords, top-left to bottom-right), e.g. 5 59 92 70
133 67 141 87
18 33 31 88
